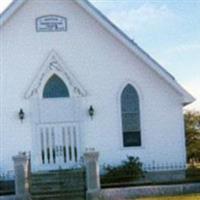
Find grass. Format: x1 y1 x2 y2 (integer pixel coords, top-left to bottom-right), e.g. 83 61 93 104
135 193 200 200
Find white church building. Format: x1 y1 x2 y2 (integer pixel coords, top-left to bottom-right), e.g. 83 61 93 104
0 0 195 177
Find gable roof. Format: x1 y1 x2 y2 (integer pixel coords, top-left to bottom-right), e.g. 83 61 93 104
0 0 195 105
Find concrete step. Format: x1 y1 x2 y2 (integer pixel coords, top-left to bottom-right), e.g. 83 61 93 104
31 169 85 183
30 186 85 195
32 168 85 176
31 193 85 200
30 169 86 200
30 177 85 186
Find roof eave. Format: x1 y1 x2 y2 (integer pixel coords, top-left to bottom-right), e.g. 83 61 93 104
0 0 27 27
182 94 196 107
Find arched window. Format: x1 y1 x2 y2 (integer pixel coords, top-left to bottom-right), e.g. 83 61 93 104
121 84 141 147
43 74 70 98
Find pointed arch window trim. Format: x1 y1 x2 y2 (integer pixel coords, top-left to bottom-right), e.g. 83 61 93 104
24 51 87 99
43 74 70 98
121 84 141 147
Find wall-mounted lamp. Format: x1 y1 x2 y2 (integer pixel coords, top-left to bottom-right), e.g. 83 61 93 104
88 105 94 119
19 108 25 122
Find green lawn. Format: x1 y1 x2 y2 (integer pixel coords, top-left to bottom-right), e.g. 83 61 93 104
135 194 200 200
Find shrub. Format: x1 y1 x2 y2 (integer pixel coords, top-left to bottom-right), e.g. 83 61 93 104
101 156 144 184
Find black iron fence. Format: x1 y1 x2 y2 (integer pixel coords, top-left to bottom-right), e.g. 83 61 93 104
101 164 200 188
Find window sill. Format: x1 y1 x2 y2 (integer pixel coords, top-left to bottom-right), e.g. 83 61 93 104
120 145 145 151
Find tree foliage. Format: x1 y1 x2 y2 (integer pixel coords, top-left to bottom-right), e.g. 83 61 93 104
185 111 200 162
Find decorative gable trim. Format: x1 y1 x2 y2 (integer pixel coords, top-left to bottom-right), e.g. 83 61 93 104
25 50 87 99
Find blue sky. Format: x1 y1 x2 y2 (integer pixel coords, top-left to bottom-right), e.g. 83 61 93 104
0 0 199 110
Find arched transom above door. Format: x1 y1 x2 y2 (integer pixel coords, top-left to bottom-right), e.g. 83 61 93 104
25 50 87 99
43 74 70 98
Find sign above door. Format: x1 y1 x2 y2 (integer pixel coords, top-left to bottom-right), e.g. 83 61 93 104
36 15 67 32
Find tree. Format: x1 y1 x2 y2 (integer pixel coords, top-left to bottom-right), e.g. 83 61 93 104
184 111 200 163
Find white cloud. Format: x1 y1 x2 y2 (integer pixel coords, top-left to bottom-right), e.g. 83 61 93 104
107 3 177 36
166 44 200 55
90 0 117 10
0 0 12 13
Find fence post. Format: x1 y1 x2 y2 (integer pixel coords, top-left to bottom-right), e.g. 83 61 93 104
84 151 101 200
13 153 30 200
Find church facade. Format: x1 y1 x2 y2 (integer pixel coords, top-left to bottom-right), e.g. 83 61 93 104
0 0 194 178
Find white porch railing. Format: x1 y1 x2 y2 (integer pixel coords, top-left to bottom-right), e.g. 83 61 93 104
35 122 81 171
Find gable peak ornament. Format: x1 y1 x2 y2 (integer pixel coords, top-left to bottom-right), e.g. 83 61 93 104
25 51 87 99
